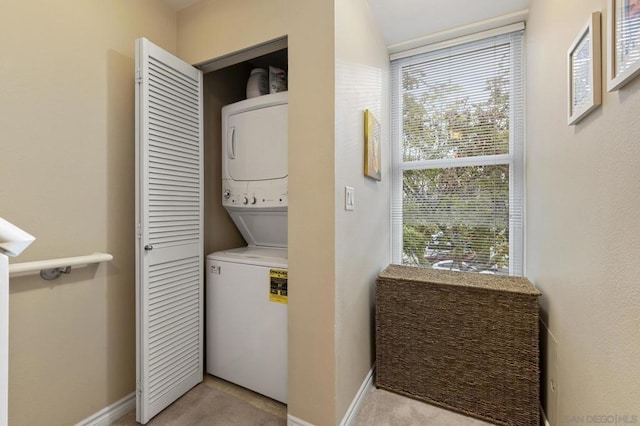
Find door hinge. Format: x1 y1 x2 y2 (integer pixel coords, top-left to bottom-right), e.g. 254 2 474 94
136 378 143 392
135 69 142 84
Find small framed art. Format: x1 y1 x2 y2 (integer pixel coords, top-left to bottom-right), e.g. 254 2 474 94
568 12 602 125
607 0 640 91
364 109 381 181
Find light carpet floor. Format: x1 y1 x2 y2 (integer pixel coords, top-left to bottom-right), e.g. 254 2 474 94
114 375 492 425
354 387 493 426
113 382 285 426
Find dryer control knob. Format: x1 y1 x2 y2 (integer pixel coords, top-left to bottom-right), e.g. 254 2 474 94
250 196 257 205
223 189 231 200
242 196 249 205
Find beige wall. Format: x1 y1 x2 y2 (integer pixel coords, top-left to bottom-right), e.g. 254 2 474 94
526 0 640 423
202 66 249 255
277 5 338 419
12 1 618 425
334 0 390 423
177 0 287 65
0 1 177 424
178 0 338 424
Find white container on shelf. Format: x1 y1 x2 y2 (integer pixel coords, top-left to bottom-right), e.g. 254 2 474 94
246 68 268 98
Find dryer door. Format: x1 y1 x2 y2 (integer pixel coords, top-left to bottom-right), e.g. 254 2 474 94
226 100 287 182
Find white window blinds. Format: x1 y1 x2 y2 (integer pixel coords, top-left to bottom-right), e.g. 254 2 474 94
391 29 524 276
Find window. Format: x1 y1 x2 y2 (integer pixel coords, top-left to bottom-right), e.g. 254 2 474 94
391 28 524 276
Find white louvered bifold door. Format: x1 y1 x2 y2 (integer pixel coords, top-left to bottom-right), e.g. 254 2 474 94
135 37 203 424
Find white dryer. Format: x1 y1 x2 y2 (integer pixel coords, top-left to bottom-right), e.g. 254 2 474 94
206 92 288 403
221 91 288 247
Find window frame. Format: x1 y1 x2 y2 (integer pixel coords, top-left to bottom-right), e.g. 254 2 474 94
391 27 525 276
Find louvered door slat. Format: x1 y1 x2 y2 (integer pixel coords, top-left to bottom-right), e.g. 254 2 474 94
135 37 203 424
150 347 200 377
149 189 200 198
147 72 199 108
149 202 197 209
149 271 199 292
149 59 199 97
149 187 200 198
149 258 199 280
150 160 198 175
149 100 199 128
149 187 199 195
149 126 199 144
148 277 199 296
149 309 198 337
149 107 200 132
150 142 200 157
149 185 199 194
149 298 199 325
150 236 199 246
149 116 199 138
149 218 199 226
148 150 198 164
150 177 200 187
148 87 198 117
149 336 199 365
149 211 198 218
150 146 200 162
149 184 200 192
149 96 199 122
148 86 198 114
150 176 200 188
149 355 200 397
151 162 200 176
149 282 199 308
149 352 199 403
149 330 199 355
149 121 199 143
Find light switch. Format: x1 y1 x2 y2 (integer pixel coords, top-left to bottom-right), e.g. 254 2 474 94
345 186 355 211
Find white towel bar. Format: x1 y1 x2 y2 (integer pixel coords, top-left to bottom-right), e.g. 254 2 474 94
9 252 113 280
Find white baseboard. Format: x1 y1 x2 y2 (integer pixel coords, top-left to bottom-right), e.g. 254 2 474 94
287 364 375 426
75 392 135 426
340 364 375 426
287 414 316 426
541 404 551 426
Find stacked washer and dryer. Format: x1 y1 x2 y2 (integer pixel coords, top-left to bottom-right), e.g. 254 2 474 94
206 91 288 404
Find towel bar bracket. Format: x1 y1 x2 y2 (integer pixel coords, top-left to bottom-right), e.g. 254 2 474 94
40 266 71 281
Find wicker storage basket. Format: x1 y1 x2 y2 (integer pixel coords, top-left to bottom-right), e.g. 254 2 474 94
376 264 541 426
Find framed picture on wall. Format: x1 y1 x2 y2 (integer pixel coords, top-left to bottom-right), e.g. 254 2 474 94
567 12 602 125
364 109 381 181
607 0 640 90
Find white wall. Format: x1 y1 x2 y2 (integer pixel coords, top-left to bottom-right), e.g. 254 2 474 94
334 0 390 423
526 0 640 422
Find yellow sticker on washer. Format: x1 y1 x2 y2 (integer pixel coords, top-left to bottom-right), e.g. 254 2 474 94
269 269 288 304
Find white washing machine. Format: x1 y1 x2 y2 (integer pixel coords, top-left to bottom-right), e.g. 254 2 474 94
206 92 288 403
206 246 287 403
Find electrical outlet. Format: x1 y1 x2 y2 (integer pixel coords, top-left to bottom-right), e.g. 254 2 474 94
345 186 355 211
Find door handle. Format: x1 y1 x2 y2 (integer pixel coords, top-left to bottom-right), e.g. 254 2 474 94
144 245 153 251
